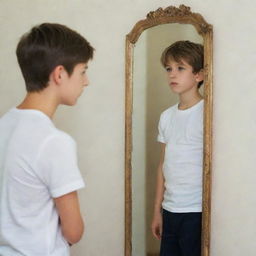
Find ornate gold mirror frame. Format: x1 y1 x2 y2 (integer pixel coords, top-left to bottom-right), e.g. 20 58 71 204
125 5 213 256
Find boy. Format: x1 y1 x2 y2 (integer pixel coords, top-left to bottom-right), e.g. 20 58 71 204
151 40 204 256
0 23 94 255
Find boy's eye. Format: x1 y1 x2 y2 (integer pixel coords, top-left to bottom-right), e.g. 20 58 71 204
165 67 171 72
178 66 185 71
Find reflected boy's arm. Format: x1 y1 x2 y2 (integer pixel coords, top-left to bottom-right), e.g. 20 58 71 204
151 143 165 240
54 191 84 245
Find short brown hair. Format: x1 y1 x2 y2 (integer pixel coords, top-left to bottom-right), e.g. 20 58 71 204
161 40 204 87
16 23 94 92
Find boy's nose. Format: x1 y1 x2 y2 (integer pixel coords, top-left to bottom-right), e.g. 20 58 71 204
84 76 89 87
169 71 176 78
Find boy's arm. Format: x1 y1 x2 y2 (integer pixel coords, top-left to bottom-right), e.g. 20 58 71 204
151 143 165 240
54 191 84 245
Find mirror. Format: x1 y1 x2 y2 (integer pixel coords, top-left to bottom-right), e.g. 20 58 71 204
125 5 213 256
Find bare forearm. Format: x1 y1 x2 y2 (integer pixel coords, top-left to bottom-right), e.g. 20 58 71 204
153 143 166 215
151 143 165 240
61 215 84 244
54 191 84 245
153 166 164 214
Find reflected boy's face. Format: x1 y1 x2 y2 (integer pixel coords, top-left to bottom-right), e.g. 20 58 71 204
59 62 89 106
165 58 203 95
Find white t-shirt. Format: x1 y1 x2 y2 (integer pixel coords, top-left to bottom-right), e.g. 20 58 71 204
158 100 203 213
0 108 85 256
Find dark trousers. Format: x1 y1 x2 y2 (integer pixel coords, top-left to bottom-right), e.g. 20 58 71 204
160 209 202 256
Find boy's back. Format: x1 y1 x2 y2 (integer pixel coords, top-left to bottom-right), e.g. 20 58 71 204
0 23 94 255
0 108 84 255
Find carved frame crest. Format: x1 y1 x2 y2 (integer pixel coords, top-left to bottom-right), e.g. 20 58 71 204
125 5 213 256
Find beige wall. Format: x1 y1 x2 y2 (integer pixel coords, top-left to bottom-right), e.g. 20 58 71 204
0 0 256 255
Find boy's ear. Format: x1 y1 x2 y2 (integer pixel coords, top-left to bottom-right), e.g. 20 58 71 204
195 69 204 83
49 65 67 85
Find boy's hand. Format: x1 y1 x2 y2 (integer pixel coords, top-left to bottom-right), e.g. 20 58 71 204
151 212 162 240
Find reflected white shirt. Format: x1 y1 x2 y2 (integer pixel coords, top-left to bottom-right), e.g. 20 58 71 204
158 100 203 213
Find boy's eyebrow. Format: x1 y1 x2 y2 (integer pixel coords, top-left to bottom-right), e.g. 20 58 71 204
177 61 187 66
165 61 187 67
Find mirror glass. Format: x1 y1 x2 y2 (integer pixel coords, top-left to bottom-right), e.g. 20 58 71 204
132 23 203 255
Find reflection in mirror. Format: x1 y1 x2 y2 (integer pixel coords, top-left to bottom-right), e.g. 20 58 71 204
132 24 203 256
125 5 213 256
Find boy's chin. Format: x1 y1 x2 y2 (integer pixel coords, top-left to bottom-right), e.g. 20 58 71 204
61 99 78 106
169 88 180 94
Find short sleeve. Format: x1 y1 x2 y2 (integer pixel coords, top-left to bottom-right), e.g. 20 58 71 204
157 113 166 143
35 132 85 198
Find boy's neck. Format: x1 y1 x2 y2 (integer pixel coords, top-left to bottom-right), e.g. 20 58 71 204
178 91 203 110
17 91 59 119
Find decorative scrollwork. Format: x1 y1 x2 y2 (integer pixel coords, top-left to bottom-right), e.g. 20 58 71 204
147 5 192 19
144 4 212 36
199 23 212 34
127 4 212 43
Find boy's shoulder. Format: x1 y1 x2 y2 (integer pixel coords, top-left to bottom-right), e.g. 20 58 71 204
22 111 76 148
160 103 178 119
1 108 75 148
42 129 76 150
